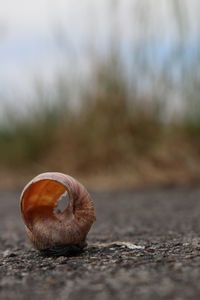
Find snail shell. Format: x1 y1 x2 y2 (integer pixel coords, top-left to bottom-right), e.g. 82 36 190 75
20 172 96 253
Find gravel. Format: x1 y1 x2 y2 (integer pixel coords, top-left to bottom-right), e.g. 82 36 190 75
0 186 200 299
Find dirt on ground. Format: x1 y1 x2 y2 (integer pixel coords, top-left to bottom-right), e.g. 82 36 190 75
0 186 200 300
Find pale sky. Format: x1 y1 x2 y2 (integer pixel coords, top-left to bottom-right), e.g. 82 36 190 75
0 0 117 103
0 0 199 111
0 0 51 32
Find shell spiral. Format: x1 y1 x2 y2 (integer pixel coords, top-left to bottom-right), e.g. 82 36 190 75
20 172 96 250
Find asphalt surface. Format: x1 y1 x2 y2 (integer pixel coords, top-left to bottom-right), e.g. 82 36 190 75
1 186 200 300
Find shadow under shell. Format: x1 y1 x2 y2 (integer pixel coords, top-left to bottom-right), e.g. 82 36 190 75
39 244 84 257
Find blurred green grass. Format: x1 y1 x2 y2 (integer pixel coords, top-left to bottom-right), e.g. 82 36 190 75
0 55 200 188
0 57 160 168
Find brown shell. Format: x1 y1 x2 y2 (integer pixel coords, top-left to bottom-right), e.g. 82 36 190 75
20 172 96 250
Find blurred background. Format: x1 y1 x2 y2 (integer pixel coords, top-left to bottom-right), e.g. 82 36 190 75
0 0 200 189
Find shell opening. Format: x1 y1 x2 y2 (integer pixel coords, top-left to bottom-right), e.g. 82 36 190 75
21 179 71 228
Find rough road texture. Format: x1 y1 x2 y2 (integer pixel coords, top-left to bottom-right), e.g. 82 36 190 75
1 186 200 300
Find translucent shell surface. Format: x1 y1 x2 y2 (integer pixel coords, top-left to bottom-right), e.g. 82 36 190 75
20 172 96 251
